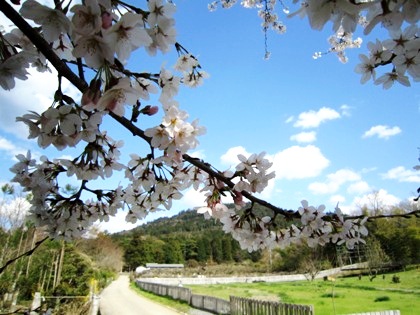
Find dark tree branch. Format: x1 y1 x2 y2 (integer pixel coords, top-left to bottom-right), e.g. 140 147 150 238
0 0 88 92
0 236 49 274
1 0 418 228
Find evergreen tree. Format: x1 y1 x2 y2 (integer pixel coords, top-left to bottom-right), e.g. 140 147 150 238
196 237 211 262
222 237 233 262
211 236 223 264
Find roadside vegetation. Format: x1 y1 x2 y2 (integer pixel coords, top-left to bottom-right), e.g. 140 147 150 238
130 281 192 314
0 184 123 314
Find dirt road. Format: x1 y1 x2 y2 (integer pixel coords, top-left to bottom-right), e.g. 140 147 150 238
99 274 182 315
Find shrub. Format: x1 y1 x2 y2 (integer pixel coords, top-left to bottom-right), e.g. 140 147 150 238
321 293 341 298
374 296 390 302
392 275 400 283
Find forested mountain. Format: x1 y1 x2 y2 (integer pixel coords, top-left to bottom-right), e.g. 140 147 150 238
112 207 264 271
124 208 223 236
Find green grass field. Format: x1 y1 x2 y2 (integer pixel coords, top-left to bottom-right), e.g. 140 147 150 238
186 268 420 315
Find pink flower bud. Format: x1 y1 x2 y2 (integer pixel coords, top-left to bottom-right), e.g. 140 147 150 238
82 79 102 109
102 12 113 29
173 150 183 164
142 105 159 116
233 191 245 208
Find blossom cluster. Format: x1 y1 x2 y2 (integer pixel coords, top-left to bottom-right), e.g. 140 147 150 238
212 0 420 87
2 0 408 250
355 25 420 89
199 199 368 252
9 151 124 239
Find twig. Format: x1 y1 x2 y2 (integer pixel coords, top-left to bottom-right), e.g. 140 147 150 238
0 236 49 274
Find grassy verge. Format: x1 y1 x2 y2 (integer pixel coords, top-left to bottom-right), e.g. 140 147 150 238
186 268 420 315
129 282 192 314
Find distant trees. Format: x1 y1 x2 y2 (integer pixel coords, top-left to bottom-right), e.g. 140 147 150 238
116 202 419 274
367 212 419 268
364 237 390 281
116 221 261 271
273 243 333 276
270 200 419 276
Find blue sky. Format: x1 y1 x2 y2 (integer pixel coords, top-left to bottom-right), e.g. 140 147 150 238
0 1 419 233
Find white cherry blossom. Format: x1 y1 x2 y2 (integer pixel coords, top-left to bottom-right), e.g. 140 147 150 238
71 0 102 36
20 0 71 42
375 71 411 89
94 77 142 116
104 13 153 63
147 0 177 26
72 35 114 68
355 54 376 84
0 54 29 90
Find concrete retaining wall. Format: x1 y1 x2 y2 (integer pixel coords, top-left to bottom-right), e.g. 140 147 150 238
138 265 359 286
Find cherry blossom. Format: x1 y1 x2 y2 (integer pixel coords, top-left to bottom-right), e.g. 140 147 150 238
94 77 142 116
0 53 29 90
147 0 177 26
20 0 71 43
375 71 411 89
72 34 114 68
104 12 153 63
71 0 102 36
0 0 418 251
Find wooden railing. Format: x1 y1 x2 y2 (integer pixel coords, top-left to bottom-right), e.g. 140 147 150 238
230 296 314 315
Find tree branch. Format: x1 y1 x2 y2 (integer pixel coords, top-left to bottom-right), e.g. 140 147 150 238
0 0 88 92
0 236 49 274
347 209 420 221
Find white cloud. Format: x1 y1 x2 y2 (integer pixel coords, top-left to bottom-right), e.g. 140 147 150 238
333 189 401 215
176 188 207 209
271 145 330 180
189 149 206 160
290 131 316 143
98 211 140 234
340 104 352 117
293 107 341 129
362 125 401 140
0 197 30 230
220 146 250 167
381 166 420 183
329 194 346 206
0 68 81 139
347 181 371 195
308 169 361 194
285 116 294 124
0 136 27 159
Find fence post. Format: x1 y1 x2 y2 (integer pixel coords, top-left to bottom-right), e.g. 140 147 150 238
31 292 42 312
90 295 100 315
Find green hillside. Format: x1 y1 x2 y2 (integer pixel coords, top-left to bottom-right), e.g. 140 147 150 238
112 204 420 275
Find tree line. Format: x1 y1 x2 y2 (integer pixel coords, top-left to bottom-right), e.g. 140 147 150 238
113 202 420 273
